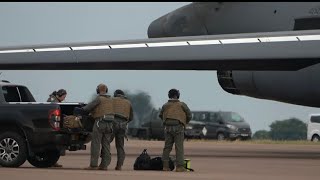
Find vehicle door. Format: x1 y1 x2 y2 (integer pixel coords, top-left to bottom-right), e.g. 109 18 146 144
206 112 221 138
310 115 320 137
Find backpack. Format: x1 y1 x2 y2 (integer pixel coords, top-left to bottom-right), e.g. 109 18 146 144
73 107 94 132
149 156 175 171
133 149 151 170
63 115 82 129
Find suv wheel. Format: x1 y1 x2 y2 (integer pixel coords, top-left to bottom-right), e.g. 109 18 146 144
312 135 320 142
0 131 27 167
27 149 60 168
217 133 225 141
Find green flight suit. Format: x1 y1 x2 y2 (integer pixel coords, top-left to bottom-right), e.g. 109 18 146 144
82 94 114 168
159 99 192 169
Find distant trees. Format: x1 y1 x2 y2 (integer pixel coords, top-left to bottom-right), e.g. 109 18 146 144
253 118 307 140
252 130 270 140
269 118 307 140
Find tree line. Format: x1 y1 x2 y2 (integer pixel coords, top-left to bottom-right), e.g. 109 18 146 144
253 118 307 140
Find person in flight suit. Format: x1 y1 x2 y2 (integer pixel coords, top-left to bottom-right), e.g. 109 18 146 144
47 89 67 168
111 89 133 171
47 89 67 103
82 84 114 170
159 88 192 172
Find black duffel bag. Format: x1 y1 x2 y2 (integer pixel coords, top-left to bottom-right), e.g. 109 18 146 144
134 149 175 171
149 156 175 171
134 149 151 170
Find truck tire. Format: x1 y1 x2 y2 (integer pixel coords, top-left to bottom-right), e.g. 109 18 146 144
27 149 60 168
312 135 320 142
0 131 28 167
217 133 225 141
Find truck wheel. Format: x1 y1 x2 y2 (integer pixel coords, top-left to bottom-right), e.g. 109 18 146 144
217 133 225 141
312 135 320 142
0 131 28 167
27 149 60 168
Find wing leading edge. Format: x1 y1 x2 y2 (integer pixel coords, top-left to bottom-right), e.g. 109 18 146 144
0 30 320 70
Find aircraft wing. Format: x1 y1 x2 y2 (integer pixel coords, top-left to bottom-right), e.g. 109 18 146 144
0 29 320 70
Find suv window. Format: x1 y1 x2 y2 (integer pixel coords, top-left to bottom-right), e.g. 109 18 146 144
209 112 220 123
192 112 208 122
2 86 21 102
220 112 244 122
311 116 320 123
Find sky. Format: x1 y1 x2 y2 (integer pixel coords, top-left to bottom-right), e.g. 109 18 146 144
0 2 319 133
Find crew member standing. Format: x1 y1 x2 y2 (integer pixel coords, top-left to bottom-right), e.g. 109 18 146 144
159 89 192 172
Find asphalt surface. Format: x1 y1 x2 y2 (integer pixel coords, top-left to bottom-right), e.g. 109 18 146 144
1 140 320 180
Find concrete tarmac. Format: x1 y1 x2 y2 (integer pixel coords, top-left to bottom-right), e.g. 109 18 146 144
1 140 320 180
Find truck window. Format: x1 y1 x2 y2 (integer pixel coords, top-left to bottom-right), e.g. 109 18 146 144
311 116 320 123
18 86 36 102
2 86 21 102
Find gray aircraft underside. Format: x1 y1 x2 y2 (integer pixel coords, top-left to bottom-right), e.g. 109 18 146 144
1 2 320 107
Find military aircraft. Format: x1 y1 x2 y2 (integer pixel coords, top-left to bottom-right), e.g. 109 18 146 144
0 2 320 107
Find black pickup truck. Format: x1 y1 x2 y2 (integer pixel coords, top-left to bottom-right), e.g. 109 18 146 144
0 80 92 168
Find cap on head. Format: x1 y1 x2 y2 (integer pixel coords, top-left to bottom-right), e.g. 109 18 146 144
168 88 180 99
114 89 125 97
96 83 108 94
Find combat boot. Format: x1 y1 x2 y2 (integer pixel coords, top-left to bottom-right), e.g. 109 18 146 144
176 166 187 172
115 166 122 171
162 161 171 171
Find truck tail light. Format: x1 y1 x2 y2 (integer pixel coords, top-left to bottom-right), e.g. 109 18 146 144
48 109 61 131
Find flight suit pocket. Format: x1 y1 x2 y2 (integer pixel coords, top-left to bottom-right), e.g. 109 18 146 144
174 125 184 135
165 125 182 134
104 122 113 134
119 121 127 131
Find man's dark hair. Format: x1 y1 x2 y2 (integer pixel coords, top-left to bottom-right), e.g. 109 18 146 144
168 89 180 99
114 89 125 97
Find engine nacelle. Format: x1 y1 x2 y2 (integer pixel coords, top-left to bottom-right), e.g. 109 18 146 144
217 63 320 107
148 2 320 38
